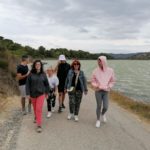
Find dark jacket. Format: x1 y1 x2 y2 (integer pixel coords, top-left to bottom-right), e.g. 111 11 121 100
65 69 88 93
26 73 50 98
57 62 70 83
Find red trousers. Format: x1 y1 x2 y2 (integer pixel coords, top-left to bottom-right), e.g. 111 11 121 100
31 94 45 126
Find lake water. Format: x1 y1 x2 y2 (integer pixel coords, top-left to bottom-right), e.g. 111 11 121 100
44 60 150 103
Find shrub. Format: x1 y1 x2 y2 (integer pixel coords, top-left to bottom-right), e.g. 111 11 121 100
0 60 8 69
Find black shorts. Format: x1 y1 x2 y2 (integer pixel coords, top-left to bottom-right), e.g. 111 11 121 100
58 84 65 93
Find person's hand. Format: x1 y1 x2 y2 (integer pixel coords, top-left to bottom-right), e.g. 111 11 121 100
54 92 57 96
27 95 31 99
99 86 108 91
64 89 67 93
91 83 99 91
92 86 99 91
45 94 48 99
84 91 88 95
26 71 30 77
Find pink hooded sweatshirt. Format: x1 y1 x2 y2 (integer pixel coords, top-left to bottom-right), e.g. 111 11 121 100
91 56 115 91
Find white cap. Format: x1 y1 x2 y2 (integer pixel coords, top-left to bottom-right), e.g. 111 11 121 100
59 54 66 61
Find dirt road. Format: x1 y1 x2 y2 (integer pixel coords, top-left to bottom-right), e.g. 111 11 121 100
15 90 150 150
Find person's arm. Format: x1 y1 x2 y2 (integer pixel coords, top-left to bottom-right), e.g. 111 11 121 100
16 72 29 80
91 70 98 87
108 70 115 89
64 71 70 91
82 71 88 94
91 70 100 91
26 75 31 96
54 61 60 73
16 66 29 80
43 73 51 95
54 76 59 95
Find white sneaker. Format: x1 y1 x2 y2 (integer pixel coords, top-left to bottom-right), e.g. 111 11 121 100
52 107 55 112
74 115 79 122
67 114 73 120
96 120 101 128
102 114 107 123
47 112 52 118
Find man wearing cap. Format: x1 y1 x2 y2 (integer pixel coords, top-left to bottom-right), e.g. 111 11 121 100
56 54 70 113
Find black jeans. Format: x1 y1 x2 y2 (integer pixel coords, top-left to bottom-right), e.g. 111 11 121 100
68 91 83 116
47 91 56 112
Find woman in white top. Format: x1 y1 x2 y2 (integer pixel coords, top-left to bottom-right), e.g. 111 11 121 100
46 66 59 117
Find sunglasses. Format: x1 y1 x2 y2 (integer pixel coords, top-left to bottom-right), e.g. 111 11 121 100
74 63 79 66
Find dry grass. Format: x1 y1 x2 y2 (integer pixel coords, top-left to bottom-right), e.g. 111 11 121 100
110 90 150 123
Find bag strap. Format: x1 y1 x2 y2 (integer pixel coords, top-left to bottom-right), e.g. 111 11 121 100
75 71 80 87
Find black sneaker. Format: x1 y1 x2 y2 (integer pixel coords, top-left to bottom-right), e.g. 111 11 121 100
33 117 36 123
58 106 62 113
22 110 27 115
62 103 66 109
37 126 42 133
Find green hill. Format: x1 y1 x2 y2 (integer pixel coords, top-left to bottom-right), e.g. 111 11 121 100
0 36 113 59
129 52 150 60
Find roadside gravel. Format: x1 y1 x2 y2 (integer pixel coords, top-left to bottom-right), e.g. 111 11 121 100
0 96 22 150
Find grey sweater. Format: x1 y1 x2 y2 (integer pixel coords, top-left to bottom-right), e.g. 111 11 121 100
26 73 50 98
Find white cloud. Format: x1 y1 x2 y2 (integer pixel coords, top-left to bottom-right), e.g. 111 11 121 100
0 0 150 53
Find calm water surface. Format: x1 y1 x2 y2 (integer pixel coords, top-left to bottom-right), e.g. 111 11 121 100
44 60 150 103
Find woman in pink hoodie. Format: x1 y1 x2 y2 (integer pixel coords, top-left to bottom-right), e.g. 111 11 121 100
91 56 115 128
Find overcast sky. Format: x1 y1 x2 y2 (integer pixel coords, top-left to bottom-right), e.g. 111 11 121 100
1 0 150 53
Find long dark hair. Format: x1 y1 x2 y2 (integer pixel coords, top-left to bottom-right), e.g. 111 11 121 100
31 60 44 74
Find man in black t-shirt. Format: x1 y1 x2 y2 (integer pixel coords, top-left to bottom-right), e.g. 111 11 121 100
16 55 31 115
56 54 70 113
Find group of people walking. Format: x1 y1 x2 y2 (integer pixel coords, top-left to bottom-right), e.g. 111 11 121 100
16 54 115 133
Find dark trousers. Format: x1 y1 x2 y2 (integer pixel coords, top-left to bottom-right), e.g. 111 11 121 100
68 91 83 116
47 93 56 112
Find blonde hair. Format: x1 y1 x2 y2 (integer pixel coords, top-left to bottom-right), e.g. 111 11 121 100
47 66 58 74
47 66 54 71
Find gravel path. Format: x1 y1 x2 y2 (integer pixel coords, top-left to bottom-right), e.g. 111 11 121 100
9 90 150 150
0 97 22 150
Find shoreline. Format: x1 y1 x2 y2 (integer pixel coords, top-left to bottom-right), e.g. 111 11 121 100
109 90 150 123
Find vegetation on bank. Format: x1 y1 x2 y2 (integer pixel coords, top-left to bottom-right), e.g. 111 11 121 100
0 47 19 96
129 52 150 60
0 36 113 59
110 91 150 123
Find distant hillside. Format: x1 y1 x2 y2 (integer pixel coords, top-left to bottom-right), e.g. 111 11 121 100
110 53 136 59
129 52 150 60
0 36 113 59
1 36 149 60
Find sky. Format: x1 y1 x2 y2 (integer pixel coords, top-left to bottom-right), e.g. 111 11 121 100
0 0 150 54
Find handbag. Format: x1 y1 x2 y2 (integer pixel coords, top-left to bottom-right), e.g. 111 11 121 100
67 86 75 92
67 71 79 92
